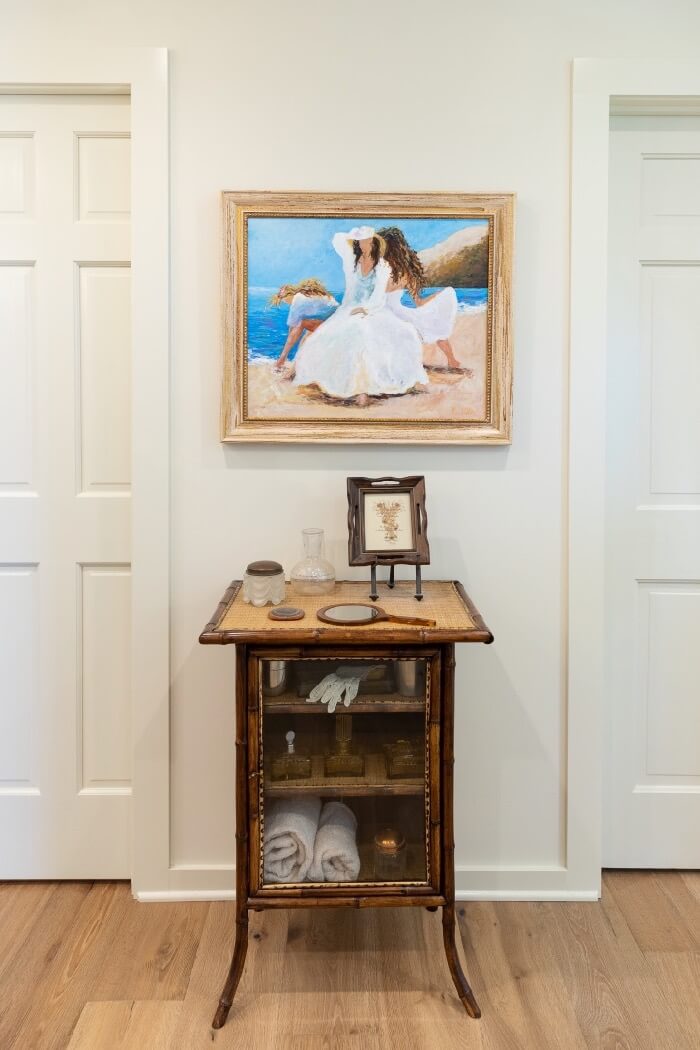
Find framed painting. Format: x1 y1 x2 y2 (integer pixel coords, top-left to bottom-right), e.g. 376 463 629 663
221 191 514 444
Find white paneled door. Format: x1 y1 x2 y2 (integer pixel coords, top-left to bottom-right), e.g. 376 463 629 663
0 96 131 876
605 117 700 866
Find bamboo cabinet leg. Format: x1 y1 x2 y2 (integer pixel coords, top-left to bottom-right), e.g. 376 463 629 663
212 901 249 1029
442 903 481 1018
213 645 250 1030
441 644 481 1019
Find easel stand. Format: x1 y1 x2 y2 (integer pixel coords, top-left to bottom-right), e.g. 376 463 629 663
369 561 423 601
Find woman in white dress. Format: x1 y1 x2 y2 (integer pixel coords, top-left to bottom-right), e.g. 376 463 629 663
377 226 463 371
292 226 427 407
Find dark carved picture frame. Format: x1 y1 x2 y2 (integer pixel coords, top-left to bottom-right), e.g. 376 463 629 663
347 476 430 567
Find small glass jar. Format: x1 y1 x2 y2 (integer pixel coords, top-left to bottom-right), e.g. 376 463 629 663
290 528 335 596
373 827 407 881
243 560 285 607
261 659 289 695
396 660 426 697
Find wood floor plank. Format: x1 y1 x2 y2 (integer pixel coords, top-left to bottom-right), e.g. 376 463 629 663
681 871 700 903
181 903 291 1043
643 950 700 1050
0 881 94 1050
457 901 588 1050
178 995 475 1050
544 878 695 1050
10 883 208 1050
606 871 700 952
3 875 700 1050
87 889 209 1001
0 881 55 933
0 882 58 985
66 1001 183 1050
176 904 483 1048
8 882 122 1050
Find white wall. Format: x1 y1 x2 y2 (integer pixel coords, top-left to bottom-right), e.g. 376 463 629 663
10 0 700 897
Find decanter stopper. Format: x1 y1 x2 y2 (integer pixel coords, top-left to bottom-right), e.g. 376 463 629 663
285 730 296 754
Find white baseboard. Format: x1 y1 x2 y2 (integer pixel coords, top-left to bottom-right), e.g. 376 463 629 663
133 863 600 903
134 888 599 903
136 888 236 901
455 888 599 901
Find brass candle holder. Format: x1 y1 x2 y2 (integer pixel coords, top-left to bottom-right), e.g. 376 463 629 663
324 713 365 777
373 827 407 880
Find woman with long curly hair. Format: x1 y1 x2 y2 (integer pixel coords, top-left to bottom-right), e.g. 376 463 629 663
292 225 426 407
377 226 462 370
269 279 338 370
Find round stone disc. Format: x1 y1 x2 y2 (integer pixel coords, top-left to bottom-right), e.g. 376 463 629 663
268 606 305 621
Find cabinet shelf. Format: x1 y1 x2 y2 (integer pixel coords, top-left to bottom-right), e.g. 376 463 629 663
263 690 425 715
263 752 424 797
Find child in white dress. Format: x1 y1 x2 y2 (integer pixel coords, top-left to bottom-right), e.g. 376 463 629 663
378 226 465 371
269 279 338 370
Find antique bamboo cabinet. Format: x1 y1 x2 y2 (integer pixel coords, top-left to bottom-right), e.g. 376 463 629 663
200 579 493 1029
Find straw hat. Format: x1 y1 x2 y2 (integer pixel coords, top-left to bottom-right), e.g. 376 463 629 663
347 225 376 241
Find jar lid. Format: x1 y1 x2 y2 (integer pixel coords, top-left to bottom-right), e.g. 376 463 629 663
245 560 283 577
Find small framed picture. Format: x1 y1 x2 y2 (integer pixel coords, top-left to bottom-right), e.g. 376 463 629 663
347 476 430 566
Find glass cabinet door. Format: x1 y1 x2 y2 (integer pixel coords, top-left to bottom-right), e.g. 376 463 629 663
256 655 435 889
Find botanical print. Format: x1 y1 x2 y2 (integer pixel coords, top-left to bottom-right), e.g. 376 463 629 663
376 500 402 544
245 216 490 424
363 491 413 551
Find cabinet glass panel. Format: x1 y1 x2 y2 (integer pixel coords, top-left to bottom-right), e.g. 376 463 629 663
259 657 431 887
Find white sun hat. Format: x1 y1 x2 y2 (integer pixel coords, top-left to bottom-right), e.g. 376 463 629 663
347 225 376 241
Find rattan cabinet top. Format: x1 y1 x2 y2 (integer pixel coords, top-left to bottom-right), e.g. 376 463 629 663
200 579 493 646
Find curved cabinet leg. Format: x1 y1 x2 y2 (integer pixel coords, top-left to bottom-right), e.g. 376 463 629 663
212 910 249 1029
442 903 481 1019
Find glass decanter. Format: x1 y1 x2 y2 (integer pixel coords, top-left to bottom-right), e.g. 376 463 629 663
290 528 336 596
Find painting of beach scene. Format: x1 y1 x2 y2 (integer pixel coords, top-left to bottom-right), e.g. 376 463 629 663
222 192 514 443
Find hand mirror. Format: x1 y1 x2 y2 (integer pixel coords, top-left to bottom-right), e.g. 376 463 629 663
317 603 436 627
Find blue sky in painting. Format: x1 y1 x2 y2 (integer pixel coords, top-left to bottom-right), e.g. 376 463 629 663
248 216 488 290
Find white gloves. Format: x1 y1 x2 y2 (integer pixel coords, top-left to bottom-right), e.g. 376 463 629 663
305 665 378 713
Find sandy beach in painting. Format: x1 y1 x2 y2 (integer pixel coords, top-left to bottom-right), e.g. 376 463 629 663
247 309 487 422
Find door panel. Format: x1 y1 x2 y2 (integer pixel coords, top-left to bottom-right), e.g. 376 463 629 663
0 565 39 793
0 96 131 877
605 117 700 867
78 263 131 490
79 565 131 792
643 586 700 776
643 265 700 495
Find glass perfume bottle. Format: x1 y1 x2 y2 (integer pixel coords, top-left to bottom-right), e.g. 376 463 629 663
383 737 423 779
324 713 365 777
271 730 311 781
290 528 335 596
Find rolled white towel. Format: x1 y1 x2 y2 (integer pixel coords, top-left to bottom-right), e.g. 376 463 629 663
263 796 321 883
309 801 361 883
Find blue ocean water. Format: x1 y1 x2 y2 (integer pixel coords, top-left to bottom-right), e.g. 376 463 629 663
247 286 488 361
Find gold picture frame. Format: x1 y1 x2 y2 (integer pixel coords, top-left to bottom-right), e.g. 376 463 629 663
221 191 514 444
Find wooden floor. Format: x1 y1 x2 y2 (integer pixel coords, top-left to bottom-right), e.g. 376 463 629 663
0 872 698 1049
